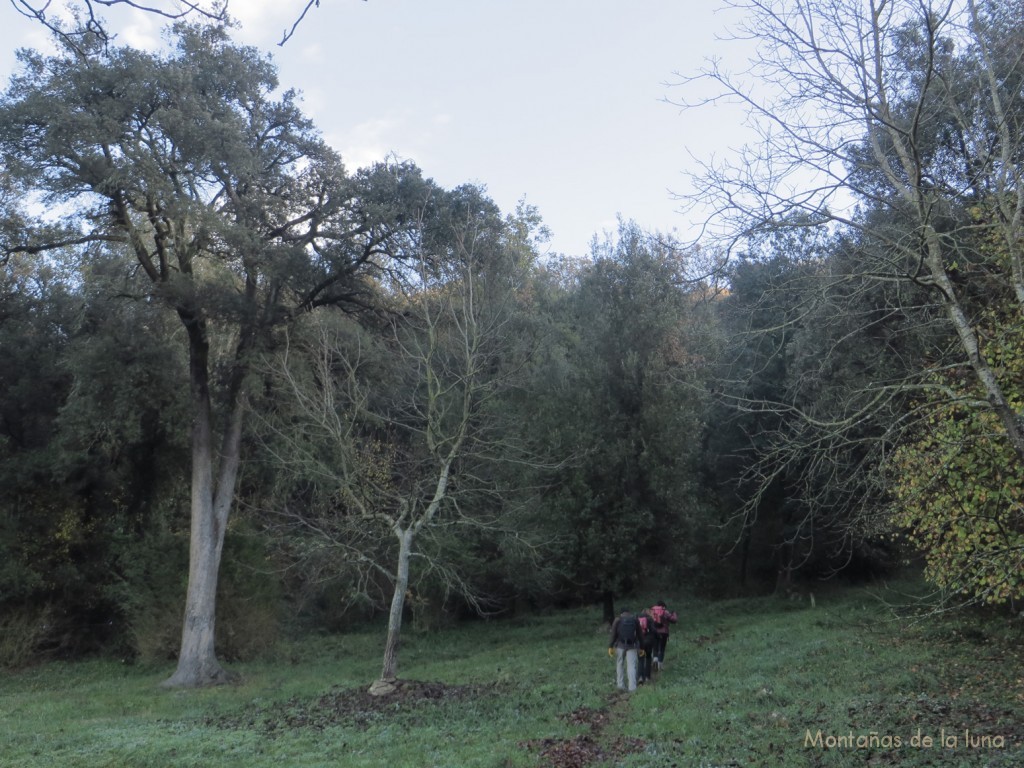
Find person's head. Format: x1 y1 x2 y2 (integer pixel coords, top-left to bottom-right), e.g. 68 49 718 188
655 600 667 608
620 607 630 615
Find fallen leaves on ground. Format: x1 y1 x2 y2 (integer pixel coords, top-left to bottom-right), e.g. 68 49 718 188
204 679 495 735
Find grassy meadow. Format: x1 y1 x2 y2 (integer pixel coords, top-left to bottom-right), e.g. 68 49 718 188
1 580 1021 767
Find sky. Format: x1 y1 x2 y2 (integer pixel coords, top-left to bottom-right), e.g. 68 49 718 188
0 1 751 258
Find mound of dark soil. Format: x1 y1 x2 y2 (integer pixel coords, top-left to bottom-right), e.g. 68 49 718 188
205 679 494 735
519 697 647 768
519 733 646 768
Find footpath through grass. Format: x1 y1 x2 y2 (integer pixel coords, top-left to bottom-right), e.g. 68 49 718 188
1 581 1021 767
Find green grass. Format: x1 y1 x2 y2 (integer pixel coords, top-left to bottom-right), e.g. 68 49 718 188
2 581 1021 767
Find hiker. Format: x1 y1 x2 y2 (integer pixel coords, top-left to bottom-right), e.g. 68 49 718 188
636 606 658 684
649 600 678 669
608 607 643 692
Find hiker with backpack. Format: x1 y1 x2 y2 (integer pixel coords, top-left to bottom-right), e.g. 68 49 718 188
608 607 643 692
636 607 658 684
649 600 678 669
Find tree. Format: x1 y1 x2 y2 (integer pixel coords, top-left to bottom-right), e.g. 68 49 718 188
676 0 1024 452
887 242 1024 605
0 26 434 686
0 246 78 664
706 223 932 586
0 238 198 665
703 244 816 588
889 383 1024 606
255 186 548 694
530 222 715 620
674 0 1024 599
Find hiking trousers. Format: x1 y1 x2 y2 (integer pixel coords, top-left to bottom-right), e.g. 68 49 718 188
615 648 638 691
638 643 655 681
654 633 669 664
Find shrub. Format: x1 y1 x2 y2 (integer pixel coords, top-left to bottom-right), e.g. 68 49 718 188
0 603 54 669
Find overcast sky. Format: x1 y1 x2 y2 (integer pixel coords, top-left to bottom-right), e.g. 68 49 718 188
0 1 749 257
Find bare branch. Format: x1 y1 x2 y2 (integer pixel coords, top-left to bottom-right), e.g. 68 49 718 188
10 0 228 52
278 0 367 46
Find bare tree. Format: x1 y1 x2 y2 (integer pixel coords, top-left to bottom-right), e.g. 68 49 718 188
676 1 1024 546
256 195 550 695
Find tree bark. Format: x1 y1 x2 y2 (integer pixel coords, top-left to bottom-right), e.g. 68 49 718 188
371 528 414 695
161 318 245 688
602 589 615 625
921 234 1024 464
865 8 1024 465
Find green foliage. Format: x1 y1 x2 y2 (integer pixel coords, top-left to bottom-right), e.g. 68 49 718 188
527 222 718 603
0 603 55 669
707 231 923 585
890 308 1024 605
0 247 197 665
115 527 189 664
215 527 285 661
0 254 76 611
116 523 283 664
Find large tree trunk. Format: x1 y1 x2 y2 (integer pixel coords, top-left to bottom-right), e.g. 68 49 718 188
370 528 414 696
602 589 615 625
162 321 245 688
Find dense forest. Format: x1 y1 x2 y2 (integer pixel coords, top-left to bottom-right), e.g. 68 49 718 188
1 0 1021 692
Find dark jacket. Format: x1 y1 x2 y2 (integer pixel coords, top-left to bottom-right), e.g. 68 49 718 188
609 612 640 650
637 610 658 649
